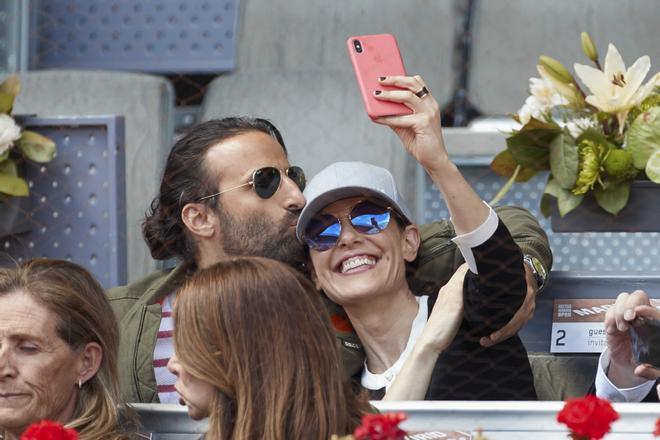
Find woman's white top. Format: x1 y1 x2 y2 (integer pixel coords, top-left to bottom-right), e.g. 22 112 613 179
361 295 429 391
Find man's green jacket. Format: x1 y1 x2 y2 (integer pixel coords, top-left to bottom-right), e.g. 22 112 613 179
108 205 552 403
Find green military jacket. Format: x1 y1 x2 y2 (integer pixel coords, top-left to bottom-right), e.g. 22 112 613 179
108 205 552 403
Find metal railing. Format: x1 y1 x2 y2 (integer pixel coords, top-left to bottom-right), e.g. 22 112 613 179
131 401 660 439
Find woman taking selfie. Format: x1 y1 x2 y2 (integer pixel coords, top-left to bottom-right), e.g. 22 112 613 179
295 74 537 400
167 256 369 440
0 259 133 440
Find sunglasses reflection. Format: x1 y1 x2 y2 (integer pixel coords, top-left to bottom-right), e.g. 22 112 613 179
304 200 394 251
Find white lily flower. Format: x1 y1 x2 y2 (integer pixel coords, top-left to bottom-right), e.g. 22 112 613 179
530 77 568 108
0 114 22 157
518 96 543 125
574 44 657 132
537 65 583 107
517 77 567 124
653 71 660 87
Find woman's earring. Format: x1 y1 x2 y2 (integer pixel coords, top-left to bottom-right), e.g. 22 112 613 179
78 379 82 389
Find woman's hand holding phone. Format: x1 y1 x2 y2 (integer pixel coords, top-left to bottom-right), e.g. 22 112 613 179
349 34 488 234
347 34 448 170
371 74 449 173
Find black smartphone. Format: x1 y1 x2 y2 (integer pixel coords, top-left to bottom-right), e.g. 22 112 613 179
630 317 660 369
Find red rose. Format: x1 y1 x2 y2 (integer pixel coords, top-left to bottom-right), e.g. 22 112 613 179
20 420 79 440
654 417 660 437
354 412 407 440
557 395 619 440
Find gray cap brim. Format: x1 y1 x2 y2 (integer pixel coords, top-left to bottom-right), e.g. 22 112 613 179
296 161 413 242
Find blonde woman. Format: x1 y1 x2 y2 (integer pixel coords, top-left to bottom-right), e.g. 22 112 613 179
0 259 134 440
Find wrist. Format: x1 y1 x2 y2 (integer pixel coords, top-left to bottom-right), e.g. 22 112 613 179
523 254 547 291
607 357 648 388
413 334 450 358
424 156 456 179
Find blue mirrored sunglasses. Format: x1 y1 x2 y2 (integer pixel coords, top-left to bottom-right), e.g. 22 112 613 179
303 200 393 252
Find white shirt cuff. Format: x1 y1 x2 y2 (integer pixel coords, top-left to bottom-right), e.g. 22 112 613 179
595 349 655 402
451 203 498 274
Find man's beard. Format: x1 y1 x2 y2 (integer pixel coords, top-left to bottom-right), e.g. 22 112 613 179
215 205 308 269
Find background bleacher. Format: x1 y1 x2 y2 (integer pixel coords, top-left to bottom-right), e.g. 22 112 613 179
1 0 660 409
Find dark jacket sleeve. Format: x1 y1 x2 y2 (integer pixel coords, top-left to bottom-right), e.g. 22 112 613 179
642 384 660 402
408 205 552 297
462 219 527 335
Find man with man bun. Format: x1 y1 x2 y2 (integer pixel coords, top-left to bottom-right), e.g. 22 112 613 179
108 116 552 403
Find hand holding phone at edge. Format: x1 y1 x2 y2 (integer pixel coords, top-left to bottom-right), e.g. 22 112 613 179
605 290 660 387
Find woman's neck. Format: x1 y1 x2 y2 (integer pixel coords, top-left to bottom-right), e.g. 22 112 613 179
343 285 421 374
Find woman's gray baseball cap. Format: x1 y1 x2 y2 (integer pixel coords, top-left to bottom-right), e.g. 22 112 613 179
295 161 414 242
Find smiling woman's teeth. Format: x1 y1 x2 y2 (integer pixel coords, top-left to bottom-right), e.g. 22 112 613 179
341 256 376 273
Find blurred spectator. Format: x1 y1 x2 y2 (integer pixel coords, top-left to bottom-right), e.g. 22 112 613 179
0 259 134 440
167 256 370 439
595 290 659 402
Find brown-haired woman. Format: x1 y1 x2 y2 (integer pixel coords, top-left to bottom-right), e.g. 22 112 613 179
0 259 133 440
167 256 369 440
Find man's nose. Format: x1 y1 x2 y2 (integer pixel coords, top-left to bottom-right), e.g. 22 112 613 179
280 174 306 211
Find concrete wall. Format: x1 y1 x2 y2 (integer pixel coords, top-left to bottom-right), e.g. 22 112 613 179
203 0 660 197
470 0 660 115
201 0 455 187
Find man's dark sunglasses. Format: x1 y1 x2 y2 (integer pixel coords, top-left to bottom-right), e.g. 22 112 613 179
197 166 306 201
303 200 393 252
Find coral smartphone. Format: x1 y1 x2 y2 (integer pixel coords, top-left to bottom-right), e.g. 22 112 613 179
630 317 660 369
347 33 413 120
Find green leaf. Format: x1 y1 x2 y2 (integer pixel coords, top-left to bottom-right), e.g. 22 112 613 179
557 191 584 217
0 75 19 114
0 158 18 176
506 118 562 170
0 149 9 163
594 181 630 215
522 117 563 133
18 131 56 163
549 131 578 189
0 75 20 95
543 177 562 197
0 173 29 196
0 91 14 114
626 107 660 169
544 178 584 217
540 193 554 218
490 150 538 181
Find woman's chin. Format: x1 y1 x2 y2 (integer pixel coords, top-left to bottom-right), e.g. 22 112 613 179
187 407 207 421
181 400 205 420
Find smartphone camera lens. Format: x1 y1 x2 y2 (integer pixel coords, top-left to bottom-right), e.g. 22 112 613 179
353 40 363 53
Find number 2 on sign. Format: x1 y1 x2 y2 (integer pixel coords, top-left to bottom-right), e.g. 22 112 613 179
555 329 566 346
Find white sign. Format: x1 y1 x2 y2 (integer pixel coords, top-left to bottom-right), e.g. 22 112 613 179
550 322 609 353
550 298 660 353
